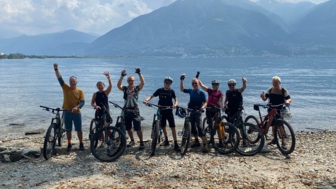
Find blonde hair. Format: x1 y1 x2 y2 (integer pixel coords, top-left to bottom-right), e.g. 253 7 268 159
272 76 281 83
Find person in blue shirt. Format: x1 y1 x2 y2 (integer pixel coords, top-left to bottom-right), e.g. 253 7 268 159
180 74 208 153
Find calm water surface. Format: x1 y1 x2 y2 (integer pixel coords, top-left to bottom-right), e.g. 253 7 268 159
0 57 335 137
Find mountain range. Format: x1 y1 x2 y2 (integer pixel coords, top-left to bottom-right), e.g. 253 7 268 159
0 0 335 57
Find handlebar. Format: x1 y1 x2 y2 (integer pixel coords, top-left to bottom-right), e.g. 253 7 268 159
176 106 204 113
40 105 64 114
109 101 123 110
145 103 173 110
256 103 285 108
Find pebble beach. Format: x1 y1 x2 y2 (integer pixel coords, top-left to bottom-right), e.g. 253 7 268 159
0 130 335 189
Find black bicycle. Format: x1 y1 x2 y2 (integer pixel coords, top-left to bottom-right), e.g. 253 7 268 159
222 108 265 156
175 106 198 156
90 103 126 162
109 101 127 136
145 103 172 156
202 106 240 154
89 105 113 148
40 105 66 160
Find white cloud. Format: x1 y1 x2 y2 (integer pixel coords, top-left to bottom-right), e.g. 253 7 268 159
0 0 175 37
0 0 328 38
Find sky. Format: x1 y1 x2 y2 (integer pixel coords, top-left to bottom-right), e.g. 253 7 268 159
0 0 329 38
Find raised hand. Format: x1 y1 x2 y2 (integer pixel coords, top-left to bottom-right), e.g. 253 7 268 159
121 70 127 77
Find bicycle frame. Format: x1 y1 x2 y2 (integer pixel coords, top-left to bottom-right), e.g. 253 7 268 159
253 104 284 133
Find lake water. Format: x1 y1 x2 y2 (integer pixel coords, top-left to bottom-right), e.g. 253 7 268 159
1 57 335 138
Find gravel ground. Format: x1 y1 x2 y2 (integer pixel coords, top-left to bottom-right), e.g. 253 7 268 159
0 131 335 189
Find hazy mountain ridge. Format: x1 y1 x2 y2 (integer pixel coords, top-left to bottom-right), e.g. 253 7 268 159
1 0 335 57
0 30 97 56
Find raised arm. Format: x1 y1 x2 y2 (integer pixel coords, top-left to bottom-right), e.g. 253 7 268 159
53 63 64 86
198 78 208 91
180 74 186 92
137 68 145 90
117 70 126 91
104 71 112 95
238 77 247 93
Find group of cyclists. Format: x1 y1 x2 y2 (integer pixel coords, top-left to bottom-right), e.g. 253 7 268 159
53 64 292 154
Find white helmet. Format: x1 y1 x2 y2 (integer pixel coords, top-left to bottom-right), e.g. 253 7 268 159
164 77 173 83
227 79 236 85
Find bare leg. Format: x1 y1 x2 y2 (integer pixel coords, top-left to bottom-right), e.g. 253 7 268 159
171 127 178 142
127 129 134 141
67 131 72 144
163 127 168 140
137 130 143 143
77 131 83 143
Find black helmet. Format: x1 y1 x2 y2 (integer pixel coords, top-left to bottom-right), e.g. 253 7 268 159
175 107 186 118
212 80 219 85
164 77 173 83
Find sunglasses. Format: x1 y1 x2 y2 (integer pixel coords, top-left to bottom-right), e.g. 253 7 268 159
228 84 236 87
128 80 135 82
192 82 198 85
212 84 219 86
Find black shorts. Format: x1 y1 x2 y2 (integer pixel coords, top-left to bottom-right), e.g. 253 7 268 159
160 110 176 128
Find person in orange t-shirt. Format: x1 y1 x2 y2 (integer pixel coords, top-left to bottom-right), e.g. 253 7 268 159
54 64 85 151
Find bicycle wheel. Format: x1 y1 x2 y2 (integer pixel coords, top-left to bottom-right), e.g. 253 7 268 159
274 120 296 155
244 115 260 126
90 126 126 162
180 121 191 156
115 122 126 136
235 123 265 156
151 120 160 156
89 118 100 148
56 122 65 146
244 115 262 144
213 122 240 154
43 123 57 160
202 117 211 142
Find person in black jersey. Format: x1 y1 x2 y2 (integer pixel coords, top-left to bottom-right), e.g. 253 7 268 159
144 77 181 152
261 76 292 145
224 77 247 120
91 71 112 123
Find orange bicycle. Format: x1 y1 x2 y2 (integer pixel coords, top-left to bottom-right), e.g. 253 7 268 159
245 103 295 155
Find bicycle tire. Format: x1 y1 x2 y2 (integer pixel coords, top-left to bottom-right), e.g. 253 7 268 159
180 121 191 156
244 115 260 127
43 123 57 160
89 118 100 148
274 120 296 155
90 126 126 162
212 122 240 154
202 117 211 142
244 115 262 144
151 120 160 156
235 122 265 156
115 122 126 136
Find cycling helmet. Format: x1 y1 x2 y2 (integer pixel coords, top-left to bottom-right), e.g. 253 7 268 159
227 79 236 85
212 80 219 85
164 77 173 83
175 107 186 118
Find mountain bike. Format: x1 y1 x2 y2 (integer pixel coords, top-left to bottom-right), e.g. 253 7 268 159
109 101 127 136
175 106 194 156
221 107 265 156
90 102 126 162
145 103 172 156
245 104 295 155
89 105 113 148
40 105 66 160
202 106 240 154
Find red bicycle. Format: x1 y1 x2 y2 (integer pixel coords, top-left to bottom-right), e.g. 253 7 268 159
244 103 295 155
